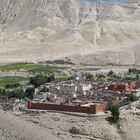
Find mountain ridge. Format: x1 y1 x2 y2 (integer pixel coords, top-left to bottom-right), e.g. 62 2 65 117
0 0 140 65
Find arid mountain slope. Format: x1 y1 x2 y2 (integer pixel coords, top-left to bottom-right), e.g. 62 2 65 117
0 0 140 65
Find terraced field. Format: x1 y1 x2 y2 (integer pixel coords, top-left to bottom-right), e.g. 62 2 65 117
0 63 66 73
0 76 29 87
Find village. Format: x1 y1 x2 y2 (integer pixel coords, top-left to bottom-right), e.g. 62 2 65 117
0 63 140 115
27 73 140 114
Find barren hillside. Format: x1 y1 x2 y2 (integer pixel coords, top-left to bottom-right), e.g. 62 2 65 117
0 108 140 140
0 0 140 65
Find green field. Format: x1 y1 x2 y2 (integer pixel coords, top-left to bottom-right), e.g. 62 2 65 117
29 65 66 73
0 76 29 87
0 63 38 71
0 63 66 73
55 76 71 81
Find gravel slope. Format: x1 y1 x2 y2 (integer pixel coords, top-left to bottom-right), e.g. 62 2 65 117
0 108 140 140
0 109 60 140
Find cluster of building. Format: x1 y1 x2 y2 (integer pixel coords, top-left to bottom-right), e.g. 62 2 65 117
27 79 140 114
1 69 140 114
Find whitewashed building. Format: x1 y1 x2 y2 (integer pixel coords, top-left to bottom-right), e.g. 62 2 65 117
58 84 77 94
133 88 140 97
77 83 92 93
57 83 92 94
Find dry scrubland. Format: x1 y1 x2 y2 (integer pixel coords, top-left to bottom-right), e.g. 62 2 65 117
0 108 140 140
0 0 140 65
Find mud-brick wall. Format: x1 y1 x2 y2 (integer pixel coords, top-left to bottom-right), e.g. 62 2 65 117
93 103 107 114
27 100 107 114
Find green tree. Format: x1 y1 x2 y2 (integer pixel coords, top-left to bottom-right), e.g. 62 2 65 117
25 87 35 99
86 73 93 80
47 75 55 82
107 70 114 76
5 83 20 89
128 68 132 73
108 104 120 123
136 74 139 80
30 75 48 87
30 74 55 87
125 94 137 102
4 90 24 99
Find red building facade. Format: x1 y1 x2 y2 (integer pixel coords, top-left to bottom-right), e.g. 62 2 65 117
108 82 133 92
27 100 107 114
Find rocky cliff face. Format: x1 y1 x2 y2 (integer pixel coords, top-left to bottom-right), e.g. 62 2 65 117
0 0 140 65
0 0 80 28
